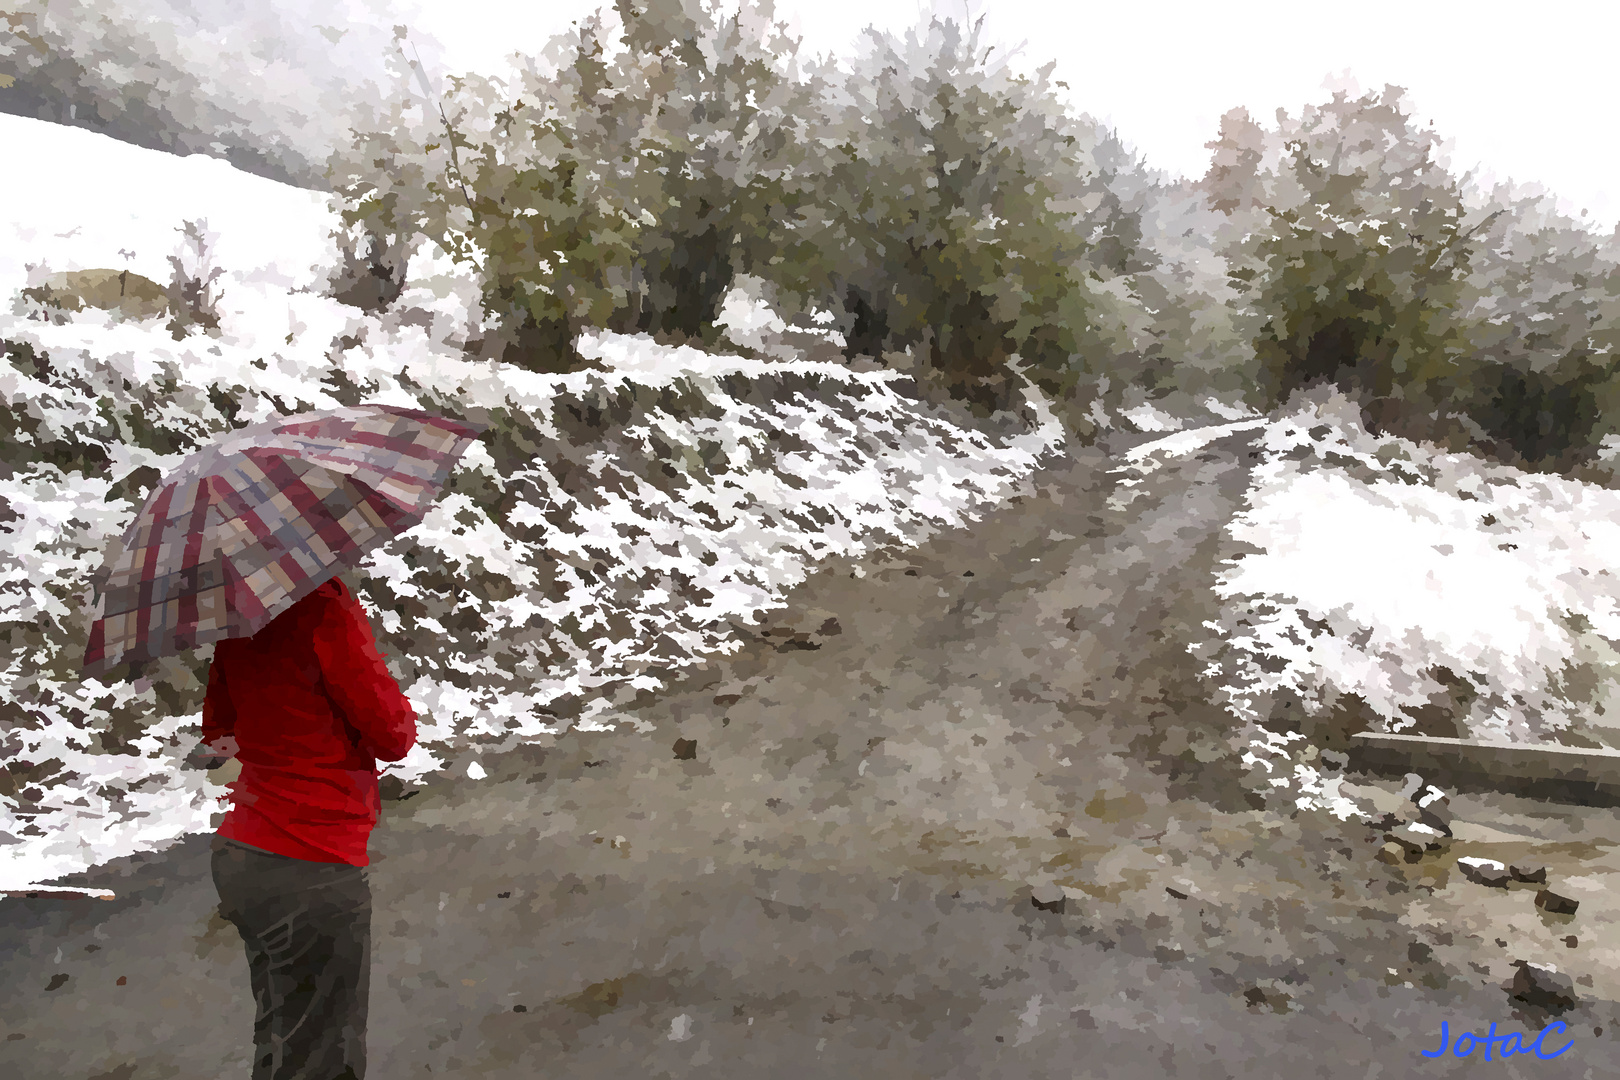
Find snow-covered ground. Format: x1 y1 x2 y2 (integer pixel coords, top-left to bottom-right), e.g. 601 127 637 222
0 114 335 297
1119 389 1620 816
0 116 1064 890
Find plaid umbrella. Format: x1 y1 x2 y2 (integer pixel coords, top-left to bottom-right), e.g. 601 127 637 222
82 405 487 679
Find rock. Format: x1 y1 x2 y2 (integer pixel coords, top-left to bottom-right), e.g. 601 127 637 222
1029 883 1067 913
378 775 418 802
1510 863 1548 884
1457 857 1512 888
672 738 698 761
1536 890 1579 916
1319 749 1350 773
23 269 169 319
1398 772 1426 801
1417 808 1453 837
1338 779 1418 825
1385 822 1446 859
1374 840 1409 865
1415 787 1453 836
1508 961 1578 1012
1242 986 1291 1013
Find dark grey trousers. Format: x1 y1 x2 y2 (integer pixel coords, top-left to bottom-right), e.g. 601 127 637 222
211 837 372 1080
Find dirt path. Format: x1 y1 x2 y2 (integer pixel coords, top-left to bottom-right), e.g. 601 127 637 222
5 431 1620 1078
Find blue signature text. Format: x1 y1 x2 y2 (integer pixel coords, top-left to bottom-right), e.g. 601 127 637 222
1420 1020 1574 1061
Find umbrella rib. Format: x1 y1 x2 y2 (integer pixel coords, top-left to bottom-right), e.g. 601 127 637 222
130 482 177 667
175 476 219 649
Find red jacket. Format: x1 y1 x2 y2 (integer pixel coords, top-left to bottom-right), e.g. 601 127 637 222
202 577 418 866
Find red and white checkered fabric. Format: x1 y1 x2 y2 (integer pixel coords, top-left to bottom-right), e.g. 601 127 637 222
82 405 486 679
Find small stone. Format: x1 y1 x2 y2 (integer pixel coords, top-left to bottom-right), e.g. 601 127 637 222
1399 773 1426 801
1510 863 1548 884
1391 822 1448 851
379 775 417 802
1508 960 1578 1012
1375 840 1407 865
1384 824 1444 862
1242 986 1291 1013
1030 884 1067 913
672 738 698 761
1457 857 1511 888
1536 890 1580 916
1416 787 1453 836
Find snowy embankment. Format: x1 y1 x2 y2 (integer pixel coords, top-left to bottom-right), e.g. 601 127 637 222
0 115 1063 889
1119 389 1620 816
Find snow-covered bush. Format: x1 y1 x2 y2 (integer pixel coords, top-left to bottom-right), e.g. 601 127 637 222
163 219 226 336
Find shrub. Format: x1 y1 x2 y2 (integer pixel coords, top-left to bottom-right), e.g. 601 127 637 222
164 218 225 337
790 14 1096 413
326 225 410 313
1214 88 1483 416
331 2 817 369
1452 183 1620 466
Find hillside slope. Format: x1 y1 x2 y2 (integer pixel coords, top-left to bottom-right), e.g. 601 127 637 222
0 115 1063 890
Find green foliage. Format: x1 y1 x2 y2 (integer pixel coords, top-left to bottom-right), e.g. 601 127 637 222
1203 88 1620 466
1453 185 1620 465
601 0 818 342
1218 89 1481 410
791 16 1093 410
331 2 816 369
330 9 1620 454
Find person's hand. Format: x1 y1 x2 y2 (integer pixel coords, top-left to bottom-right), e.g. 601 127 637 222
184 735 238 770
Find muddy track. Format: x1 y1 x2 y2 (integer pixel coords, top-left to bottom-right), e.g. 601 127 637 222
4 430 1619 1078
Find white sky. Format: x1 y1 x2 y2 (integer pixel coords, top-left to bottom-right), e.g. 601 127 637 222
410 0 1618 232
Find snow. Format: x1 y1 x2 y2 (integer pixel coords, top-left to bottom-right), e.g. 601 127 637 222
0 114 334 297
1174 390 1620 813
0 117 1064 890
9 100 1615 890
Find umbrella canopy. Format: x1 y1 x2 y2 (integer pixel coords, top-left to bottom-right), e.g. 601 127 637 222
82 405 487 679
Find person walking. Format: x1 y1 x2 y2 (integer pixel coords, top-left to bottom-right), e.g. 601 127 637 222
194 575 419 1080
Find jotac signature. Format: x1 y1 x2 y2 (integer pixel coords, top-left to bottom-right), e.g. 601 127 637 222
1421 1020 1575 1061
